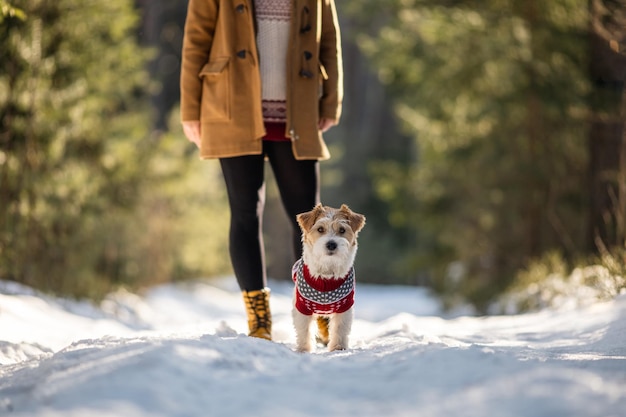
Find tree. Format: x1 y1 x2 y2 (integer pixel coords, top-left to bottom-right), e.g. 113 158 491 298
134 0 187 131
0 0 154 296
357 0 591 309
588 0 626 251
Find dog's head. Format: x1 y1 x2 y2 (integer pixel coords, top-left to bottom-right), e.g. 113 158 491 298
296 204 366 278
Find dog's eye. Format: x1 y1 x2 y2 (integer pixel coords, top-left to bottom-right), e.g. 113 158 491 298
338 227 346 234
317 226 325 233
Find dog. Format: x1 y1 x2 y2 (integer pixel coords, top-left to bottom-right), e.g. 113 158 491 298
292 204 366 352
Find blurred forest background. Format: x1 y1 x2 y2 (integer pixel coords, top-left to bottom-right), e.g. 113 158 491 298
1 0 625 312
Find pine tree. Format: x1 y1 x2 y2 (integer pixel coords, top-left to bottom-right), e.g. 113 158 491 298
0 0 152 297
357 0 591 310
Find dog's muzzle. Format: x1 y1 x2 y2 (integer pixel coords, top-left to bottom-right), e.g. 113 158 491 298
326 240 338 252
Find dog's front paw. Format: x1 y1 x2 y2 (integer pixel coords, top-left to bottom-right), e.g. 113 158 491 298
295 341 312 353
327 342 347 352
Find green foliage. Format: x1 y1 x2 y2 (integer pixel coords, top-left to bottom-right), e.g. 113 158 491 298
0 0 149 297
138 111 231 283
352 0 592 310
0 1 231 299
0 1 24 22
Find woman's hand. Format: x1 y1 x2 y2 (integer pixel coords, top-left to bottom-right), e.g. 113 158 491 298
318 118 337 133
182 120 201 148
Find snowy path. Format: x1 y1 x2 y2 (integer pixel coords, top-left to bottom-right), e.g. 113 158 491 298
0 278 625 417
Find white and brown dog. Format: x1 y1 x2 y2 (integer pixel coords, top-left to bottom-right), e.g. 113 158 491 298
292 204 366 352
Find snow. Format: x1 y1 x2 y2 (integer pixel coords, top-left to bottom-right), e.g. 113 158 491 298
0 277 625 417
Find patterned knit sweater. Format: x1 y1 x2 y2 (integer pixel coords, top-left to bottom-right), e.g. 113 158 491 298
292 258 355 315
255 0 290 123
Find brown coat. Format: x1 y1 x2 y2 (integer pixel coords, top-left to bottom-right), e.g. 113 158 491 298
180 0 343 160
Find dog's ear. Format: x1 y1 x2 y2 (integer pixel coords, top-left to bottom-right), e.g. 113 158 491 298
339 204 366 235
296 203 325 232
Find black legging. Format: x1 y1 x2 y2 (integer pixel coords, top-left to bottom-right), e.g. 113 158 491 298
219 141 319 292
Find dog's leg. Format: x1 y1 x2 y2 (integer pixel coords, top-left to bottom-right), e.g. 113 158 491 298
328 310 353 351
315 316 330 346
292 309 314 352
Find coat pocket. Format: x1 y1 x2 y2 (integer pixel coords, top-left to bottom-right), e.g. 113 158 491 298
199 57 231 122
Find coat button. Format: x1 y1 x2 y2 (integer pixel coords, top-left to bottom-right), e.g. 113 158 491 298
237 50 246 59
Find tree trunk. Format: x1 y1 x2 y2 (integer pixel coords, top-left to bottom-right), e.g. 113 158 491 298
587 0 626 252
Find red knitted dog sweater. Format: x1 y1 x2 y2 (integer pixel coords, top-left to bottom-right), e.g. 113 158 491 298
292 258 355 315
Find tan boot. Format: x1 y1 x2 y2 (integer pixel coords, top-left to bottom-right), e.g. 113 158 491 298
242 288 272 340
315 316 330 346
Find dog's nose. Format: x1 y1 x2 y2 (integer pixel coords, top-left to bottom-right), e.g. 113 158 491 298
326 240 337 251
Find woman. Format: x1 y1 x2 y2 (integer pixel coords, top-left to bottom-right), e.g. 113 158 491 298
180 0 343 340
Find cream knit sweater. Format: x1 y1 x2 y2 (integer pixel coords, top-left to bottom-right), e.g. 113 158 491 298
255 0 290 123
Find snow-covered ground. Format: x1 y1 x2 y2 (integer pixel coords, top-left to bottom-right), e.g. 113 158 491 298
0 277 624 417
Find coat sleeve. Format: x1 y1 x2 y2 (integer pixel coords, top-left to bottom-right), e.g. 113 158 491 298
318 0 343 122
180 0 219 122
